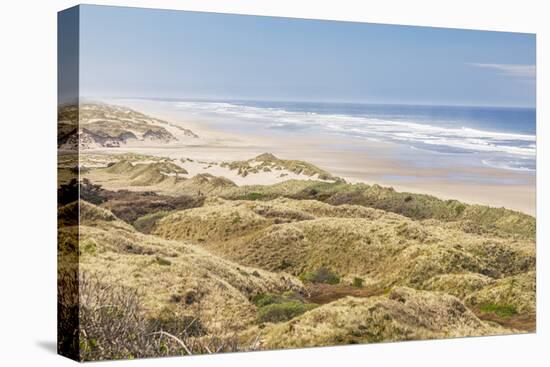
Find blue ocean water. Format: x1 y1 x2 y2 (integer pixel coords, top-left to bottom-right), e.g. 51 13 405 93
166 99 536 172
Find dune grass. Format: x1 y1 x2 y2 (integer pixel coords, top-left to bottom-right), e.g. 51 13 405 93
63 152 536 356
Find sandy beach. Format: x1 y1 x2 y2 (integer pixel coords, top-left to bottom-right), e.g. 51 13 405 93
92 99 536 216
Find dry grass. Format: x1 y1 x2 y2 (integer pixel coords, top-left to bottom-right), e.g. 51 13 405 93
154 198 534 289
240 287 509 350
465 271 536 315
60 151 536 357
151 196 535 335
422 272 496 299
222 180 535 240
220 153 343 182
59 201 305 333
58 270 267 361
84 163 236 197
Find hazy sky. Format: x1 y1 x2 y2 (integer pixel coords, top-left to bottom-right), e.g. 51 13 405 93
78 5 536 107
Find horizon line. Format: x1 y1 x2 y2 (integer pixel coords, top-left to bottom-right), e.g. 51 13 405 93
85 95 536 110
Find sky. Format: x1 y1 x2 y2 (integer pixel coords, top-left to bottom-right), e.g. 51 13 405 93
76 5 536 107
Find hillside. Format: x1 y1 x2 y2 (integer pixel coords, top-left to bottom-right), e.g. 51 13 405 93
58 103 198 149
82 154 535 242
151 196 535 329
239 287 507 349
220 180 535 240
60 151 536 359
59 201 305 331
82 154 238 196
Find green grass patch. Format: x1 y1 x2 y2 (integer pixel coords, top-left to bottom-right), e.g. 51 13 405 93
253 291 316 323
79 239 97 255
133 211 170 234
258 302 317 323
242 192 266 201
479 303 518 318
252 293 284 308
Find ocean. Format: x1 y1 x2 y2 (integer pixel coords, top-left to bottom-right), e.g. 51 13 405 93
163 99 535 173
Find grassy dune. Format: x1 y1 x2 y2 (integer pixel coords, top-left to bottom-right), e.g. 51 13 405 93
58 103 198 149
221 180 535 240
220 153 344 182
153 198 535 321
239 287 507 349
84 159 236 196
84 154 535 242
59 201 305 331
62 153 536 359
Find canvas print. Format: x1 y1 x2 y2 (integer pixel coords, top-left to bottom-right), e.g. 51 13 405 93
58 5 536 362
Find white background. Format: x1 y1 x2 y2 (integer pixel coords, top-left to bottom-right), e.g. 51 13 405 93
0 0 547 365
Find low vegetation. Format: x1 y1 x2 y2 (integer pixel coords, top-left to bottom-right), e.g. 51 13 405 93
301 267 341 285
59 151 536 359
59 271 266 361
252 291 317 323
257 301 317 323
479 303 518 318
221 180 535 240
240 287 507 349
221 153 344 182
133 211 170 234
352 277 364 288
58 103 198 149
65 178 205 223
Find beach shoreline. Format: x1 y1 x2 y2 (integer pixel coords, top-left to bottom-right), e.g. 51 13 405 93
93 98 536 216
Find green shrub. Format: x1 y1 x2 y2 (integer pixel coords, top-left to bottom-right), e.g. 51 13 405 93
352 277 364 288
253 291 313 323
252 293 284 307
301 267 340 284
257 302 316 323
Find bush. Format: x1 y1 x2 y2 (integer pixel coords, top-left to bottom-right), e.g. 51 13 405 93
77 273 162 360
352 277 364 288
253 291 314 323
100 190 204 223
257 302 316 323
58 179 106 206
301 267 340 285
59 272 259 361
58 270 80 360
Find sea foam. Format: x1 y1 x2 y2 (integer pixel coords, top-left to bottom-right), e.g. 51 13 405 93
173 100 536 171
